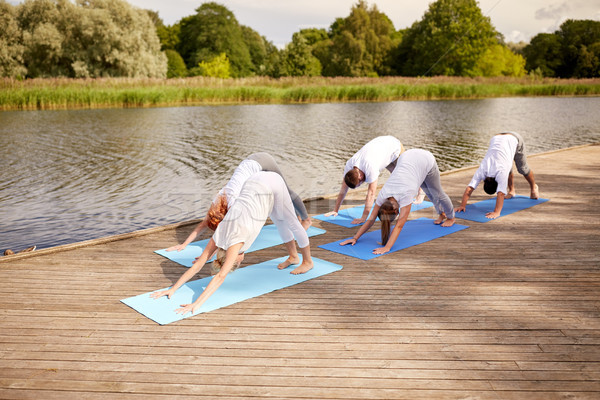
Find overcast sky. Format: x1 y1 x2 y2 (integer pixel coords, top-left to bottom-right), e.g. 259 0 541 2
10 0 600 48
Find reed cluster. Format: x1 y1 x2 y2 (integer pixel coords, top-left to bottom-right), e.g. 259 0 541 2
1 76 599 110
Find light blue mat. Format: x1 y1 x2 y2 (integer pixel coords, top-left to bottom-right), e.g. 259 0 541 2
121 256 343 325
313 202 434 228
319 217 469 260
155 225 326 267
454 195 549 223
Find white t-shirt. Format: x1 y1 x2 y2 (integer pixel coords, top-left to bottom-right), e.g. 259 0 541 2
468 134 518 195
217 159 262 206
376 149 435 209
343 136 402 187
213 178 273 253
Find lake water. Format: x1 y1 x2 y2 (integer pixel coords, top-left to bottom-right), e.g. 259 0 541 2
1 96 599 252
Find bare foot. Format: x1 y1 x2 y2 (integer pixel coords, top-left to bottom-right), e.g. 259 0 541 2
505 191 515 199
433 213 446 225
530 184 539 199
278 255 300 270
291 260 314 275
301 217 312 231
441 218 455 227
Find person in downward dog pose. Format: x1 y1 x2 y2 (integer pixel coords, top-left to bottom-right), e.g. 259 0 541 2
166 152 311 252
152 171 314 316
340 149 455 255
454 132 539 219
325 135 410 225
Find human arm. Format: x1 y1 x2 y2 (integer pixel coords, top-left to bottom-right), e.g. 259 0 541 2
175 242 244 316
454 186 475 213
165 217 209 252
353 181 378 224
324 181 349 217
150 238 217 299
486 192 505 219
373 204 411 255
340 204 380 246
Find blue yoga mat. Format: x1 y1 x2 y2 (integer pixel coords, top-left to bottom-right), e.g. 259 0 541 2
313 202 434 228
454 195 549 223
155 225 326 267
121 256 343 325
319 217 469 260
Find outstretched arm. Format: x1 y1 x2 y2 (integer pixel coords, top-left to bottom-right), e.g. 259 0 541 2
165 216 209 252
325 181 349 217
175 242 244 316
151 238 217 300
486 192 505 219
455 186 475 212
340 204 381 246
373 204 411 255
353 181 378 224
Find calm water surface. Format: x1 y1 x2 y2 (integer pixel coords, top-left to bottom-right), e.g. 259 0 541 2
1 97 599 251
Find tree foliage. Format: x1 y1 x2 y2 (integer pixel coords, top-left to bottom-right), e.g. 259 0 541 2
3 0 167 78
318 0 398 77
394 0 498 76
280 31 322 77
177 2 252 78
0 1 27 78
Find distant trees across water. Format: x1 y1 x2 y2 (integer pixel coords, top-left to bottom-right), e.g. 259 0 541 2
1 0 598 79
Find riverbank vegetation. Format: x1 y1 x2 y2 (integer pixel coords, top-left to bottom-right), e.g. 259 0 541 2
2 76 599 110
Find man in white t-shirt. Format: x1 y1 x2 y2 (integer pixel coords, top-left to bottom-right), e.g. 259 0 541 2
326 136 405 224
455 132 539 219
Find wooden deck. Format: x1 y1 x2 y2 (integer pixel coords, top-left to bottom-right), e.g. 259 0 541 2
1 144 599 399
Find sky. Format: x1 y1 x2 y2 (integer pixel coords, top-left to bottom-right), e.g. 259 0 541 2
9 0 600 48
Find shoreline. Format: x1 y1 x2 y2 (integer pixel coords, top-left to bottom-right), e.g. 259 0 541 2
2 142 597 263
2 76 600 111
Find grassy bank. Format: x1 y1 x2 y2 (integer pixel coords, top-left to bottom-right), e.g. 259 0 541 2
1 76 599 110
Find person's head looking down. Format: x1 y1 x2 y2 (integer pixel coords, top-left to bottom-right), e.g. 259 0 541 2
483 177 498 195
211 247 242 275
377 197 399 246
344 167 365 189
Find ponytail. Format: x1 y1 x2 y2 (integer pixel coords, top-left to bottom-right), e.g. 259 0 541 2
206 195 228 231
377 199 399 246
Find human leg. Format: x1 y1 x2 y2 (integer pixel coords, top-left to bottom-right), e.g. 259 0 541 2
248 152 310 222
277 240 300 270
506 170 515 198
422 163 455 226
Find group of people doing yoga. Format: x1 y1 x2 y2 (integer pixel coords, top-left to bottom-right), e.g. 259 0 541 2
153 133 539 316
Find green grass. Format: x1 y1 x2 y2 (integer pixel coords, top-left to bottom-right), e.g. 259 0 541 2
1 76 599 110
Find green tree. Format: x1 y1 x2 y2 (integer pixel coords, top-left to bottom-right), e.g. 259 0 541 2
177 2 253 77
165 49 187 78
0 1 26 77
14 0 167 78
523 33 562 77
395 0 498 76
473 44 525 77
196 52 231 78
280 31 322 77
320 0 397 77
523 20 600 78
557 19 600 78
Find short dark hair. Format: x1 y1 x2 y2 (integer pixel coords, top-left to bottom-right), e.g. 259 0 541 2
344 168 361 189
483 177 498 195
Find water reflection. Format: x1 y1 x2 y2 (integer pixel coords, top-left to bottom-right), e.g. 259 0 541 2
1 97 599 251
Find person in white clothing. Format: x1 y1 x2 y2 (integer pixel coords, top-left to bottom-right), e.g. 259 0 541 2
340 149 455 255
166 153 311 253
455 132 539 219
326 136 406 224
151 171 314 316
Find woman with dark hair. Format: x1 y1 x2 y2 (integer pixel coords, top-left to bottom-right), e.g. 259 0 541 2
340 149 455 255
166 152 310 253
152 171 314 316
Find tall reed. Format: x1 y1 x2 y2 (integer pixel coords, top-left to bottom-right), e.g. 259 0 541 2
1 76 599 110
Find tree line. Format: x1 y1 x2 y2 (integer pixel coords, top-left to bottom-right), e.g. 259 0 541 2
1 0 598 80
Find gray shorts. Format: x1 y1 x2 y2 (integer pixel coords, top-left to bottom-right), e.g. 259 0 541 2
500 132 531 176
